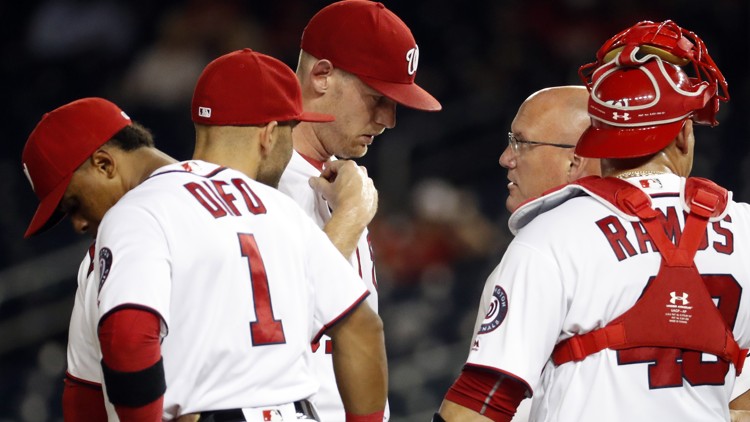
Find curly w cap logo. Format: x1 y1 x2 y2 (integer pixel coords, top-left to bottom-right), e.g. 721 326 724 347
406 45 419 76
98 247 113 293
479 285 508 334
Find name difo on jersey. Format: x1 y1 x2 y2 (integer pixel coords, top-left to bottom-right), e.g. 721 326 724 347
184 177 267 218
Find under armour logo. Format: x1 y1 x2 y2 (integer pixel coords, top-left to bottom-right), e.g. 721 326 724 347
22 162 34 191
612 112 631 121
670 291 689 305
406 45 419 76
198 106 212 118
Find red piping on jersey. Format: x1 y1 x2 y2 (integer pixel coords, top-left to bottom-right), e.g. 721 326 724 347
312 291 370 344
355 247 363 279
98 304 168 337
551 176 747 374
87 243 95 277
297 151 328 172
65 371 103 390
150 166 229 180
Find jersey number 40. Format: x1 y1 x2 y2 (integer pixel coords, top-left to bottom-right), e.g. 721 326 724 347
618 274 741 388
239 233 286 346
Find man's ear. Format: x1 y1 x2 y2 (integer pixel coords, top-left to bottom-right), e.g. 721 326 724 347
259 121 280 159
567 152 599 182
676 119 694 155
309 59 334 94
89 148 117 179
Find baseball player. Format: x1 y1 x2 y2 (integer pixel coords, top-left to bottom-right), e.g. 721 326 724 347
279 2 441 420
22 49 387 422
22 97 175 421
489 85 598 422
65 242 113 421
436 20 750 422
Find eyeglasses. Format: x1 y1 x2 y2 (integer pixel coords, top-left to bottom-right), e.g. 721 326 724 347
507 132 575 155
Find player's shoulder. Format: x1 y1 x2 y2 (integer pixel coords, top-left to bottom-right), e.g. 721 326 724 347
518 195 601 236
729 199 750 215
726 199 750 235
280 150 319 182
103 161 223 219
510 185 604 236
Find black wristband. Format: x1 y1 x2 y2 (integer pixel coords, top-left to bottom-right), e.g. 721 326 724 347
432 412 447 422
101 356 166 407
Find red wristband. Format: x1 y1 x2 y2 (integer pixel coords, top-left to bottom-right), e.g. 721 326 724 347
345 410 385 422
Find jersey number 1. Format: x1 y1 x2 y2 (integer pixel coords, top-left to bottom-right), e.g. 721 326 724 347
238 233 286 346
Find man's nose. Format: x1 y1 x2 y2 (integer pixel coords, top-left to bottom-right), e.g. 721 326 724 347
71 214 90 234
499 145 516 169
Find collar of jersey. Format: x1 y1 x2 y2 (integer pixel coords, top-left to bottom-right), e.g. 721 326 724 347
508 173 685 235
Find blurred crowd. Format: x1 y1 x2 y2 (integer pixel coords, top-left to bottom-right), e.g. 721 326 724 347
0 0 747 420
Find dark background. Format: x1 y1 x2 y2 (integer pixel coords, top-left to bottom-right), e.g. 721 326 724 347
0 0 747 420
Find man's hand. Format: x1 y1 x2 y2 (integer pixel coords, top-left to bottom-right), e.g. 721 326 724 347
310 160 378 221
731 410 750 422
310 160 378 258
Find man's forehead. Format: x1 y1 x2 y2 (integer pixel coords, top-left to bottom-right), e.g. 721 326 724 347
513 113 555 139
348 74 384 97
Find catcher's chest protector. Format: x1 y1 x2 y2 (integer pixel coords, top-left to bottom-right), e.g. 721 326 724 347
551 176 747 374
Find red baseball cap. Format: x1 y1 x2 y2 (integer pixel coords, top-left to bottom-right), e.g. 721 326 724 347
22 97 132 238
192 48 334 125
301 0 442 112
576 55 715 159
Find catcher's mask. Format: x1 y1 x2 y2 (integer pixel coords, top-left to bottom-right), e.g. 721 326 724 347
576 20 728 159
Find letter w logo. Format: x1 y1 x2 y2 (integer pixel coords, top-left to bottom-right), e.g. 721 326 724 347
670 291 689 305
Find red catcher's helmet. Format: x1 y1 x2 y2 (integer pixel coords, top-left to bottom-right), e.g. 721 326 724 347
576 20 729 159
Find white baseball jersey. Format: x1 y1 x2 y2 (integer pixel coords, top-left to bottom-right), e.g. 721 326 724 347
67 244 119 421
733 369 750 401
94 160 369 419
467 174 750 421
278 150 385 421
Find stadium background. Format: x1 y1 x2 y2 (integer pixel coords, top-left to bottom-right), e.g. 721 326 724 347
0 0 747 420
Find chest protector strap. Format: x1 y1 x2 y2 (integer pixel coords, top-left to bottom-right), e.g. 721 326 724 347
551 176 747 375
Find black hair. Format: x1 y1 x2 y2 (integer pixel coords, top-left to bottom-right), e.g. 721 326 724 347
105 122 155 150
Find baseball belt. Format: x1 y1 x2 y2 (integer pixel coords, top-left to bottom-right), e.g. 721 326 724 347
199 399 319 421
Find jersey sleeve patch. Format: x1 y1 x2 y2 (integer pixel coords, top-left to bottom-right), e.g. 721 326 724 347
479 285 508 334
98 247 113 293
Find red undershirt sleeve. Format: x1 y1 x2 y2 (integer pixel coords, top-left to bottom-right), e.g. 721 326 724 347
98 307 164 422
444 366 528 422
62 375 108 422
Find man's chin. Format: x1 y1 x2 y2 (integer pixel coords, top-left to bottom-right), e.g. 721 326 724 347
505 198 518 213
338 146 368 159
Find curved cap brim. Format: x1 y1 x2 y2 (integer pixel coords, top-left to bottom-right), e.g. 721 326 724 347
24 173 71 238
358 75 442 111
575 120 684 159
296 111 335 123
